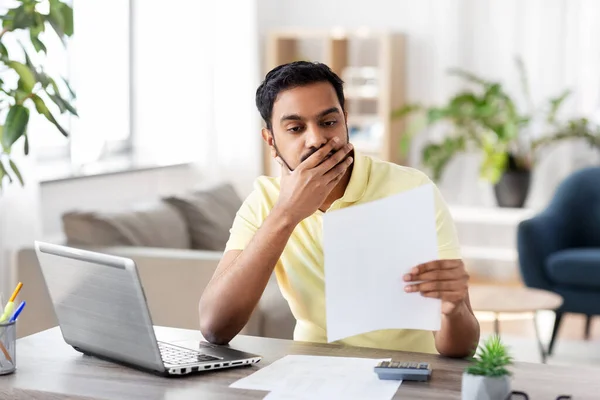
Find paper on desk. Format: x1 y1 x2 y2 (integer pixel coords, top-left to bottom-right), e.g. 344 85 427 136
323 183 441 343
231 355 400 400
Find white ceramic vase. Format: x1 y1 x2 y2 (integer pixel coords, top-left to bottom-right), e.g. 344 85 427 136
461 372 511 400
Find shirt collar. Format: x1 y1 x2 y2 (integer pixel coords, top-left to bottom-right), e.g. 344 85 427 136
338 150 370 204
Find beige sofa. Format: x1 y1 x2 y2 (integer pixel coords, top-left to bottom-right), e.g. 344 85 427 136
12 182 297 340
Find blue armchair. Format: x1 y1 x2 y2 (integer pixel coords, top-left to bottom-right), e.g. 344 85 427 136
517 166 600 355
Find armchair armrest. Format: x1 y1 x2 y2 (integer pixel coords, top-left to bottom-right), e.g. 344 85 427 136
517 211 570 289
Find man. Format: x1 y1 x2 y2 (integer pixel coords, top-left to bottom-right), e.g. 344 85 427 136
199 61 480 357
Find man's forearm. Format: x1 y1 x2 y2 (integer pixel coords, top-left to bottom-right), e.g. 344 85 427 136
199 206 298 344
434 300 480 358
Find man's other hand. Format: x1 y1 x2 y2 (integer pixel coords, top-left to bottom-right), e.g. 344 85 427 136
403 259 470 316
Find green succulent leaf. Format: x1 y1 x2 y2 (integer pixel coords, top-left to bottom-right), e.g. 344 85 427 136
465 335 513 377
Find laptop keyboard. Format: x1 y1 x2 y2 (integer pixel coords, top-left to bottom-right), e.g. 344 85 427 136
158 342 220 365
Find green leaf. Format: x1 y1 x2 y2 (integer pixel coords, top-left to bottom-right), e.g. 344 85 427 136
61 77 76 99
23 134 29 155
3 5 35 31
7 61 36 92
426 108 448 124
465 335 513 377
14 90 30 104
0 42 8 58
47 0 66 39
447 67 491 87
30 33 47 53
47 92 78 116
421 136 466 181
547 89 571 125
8 159 24 186
391 103 421 120
0 160 12 184
2 105 30 150
60 4 74 36
399 133 411 157
30 93 69 137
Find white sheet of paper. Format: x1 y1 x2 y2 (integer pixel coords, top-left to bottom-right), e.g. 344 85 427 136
323 183 441 343
230 355 400 400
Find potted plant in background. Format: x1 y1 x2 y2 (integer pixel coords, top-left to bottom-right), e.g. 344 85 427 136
393 57 600 208
462 335 513 400
0 0 76 192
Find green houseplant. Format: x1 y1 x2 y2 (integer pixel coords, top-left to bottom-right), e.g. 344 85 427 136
394 57 600 208
462 335 514 400
0 0 76 191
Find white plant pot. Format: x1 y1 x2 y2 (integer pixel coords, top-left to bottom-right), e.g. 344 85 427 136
461 372 511 400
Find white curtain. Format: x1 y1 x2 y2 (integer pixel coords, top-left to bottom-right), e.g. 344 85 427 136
133 0 262 198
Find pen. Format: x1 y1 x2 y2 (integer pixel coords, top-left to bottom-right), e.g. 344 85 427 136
9 301 26 323
0 282 22 323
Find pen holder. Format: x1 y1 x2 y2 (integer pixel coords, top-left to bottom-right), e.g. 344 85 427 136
0 321 16 375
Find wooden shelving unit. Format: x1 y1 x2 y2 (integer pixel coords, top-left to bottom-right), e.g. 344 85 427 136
263 28 407 176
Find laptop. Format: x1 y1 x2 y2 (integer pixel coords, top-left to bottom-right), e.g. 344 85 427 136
34 241 262 376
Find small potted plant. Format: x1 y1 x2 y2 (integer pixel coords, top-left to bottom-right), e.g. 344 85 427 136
462 335 513 400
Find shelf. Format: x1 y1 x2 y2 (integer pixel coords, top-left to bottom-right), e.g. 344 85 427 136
263 29 407 175
344 87 378 100
347 114 380 126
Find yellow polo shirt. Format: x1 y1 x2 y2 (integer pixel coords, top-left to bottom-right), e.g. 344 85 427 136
224 153 461 354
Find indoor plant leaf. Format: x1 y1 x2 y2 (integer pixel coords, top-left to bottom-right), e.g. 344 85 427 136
7 61 36 92
546 89 571 125
0 160 12 185
23 134 29 155
59 3 74 36
2 4 35 31
8 159 24 186
0 42 8 58
447 67 490 87
30 32 47 53
2 105 30 150
30 93 69 137
47 91 78 116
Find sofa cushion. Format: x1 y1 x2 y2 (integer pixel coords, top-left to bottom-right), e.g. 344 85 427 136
62 201 191 249
545 248 600 289
163 183 242 251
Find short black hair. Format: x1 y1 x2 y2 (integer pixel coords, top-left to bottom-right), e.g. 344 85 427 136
255 61 345 130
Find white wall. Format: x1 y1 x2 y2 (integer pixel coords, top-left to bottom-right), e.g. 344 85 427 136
257 0 600 208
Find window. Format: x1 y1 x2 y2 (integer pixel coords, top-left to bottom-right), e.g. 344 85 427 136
7 0 132 163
